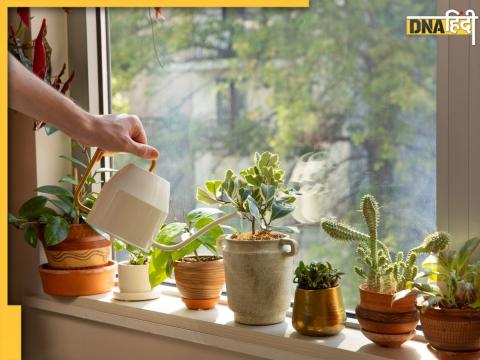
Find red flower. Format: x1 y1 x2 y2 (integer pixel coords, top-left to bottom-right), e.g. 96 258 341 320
60 71 75 94
33 18 47 80
155 7 165 20
17 8 30 28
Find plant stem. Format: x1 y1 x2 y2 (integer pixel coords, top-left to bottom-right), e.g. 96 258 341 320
251 216 256 235
194 249 200 262
73 168 80 224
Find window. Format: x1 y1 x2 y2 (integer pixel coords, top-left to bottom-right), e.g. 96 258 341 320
108 3 437 309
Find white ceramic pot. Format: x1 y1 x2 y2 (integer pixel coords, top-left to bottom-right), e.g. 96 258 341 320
218 234 299 325
117 261 151 293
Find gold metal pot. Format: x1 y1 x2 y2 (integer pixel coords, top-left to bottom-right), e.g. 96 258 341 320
292 286 346 336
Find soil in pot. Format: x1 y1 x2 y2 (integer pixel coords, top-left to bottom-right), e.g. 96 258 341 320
174 255 225 310
40 223 111 269
420 307 480 353
355 284 419 347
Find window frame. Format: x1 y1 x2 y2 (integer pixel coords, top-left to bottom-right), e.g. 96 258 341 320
77 1 479 297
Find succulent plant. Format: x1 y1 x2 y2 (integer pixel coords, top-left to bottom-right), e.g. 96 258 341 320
294 261 344 290
197 152 297 234
321 194 449 294
394 237 480 310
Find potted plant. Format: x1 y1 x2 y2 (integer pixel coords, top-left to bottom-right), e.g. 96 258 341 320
292 261 346 336
112 240 158 301
394 236 480 354
8 154 117 296
149 208 230 310
197 152 299 325
320 194 449 347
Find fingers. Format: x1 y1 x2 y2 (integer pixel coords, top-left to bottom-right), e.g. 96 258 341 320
127 139 160 160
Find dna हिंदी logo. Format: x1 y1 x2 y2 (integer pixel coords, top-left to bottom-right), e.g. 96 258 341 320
406 9 478 45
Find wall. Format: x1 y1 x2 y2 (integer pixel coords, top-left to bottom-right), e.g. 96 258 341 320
23 307 260 360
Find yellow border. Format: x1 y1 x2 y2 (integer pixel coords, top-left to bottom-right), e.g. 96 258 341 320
1 2 308 359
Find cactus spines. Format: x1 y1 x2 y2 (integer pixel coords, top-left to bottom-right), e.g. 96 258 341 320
321 219 370 242
412 231 450 254
321 194 446 294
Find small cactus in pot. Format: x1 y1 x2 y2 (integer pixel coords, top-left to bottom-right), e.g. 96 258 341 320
321 194 448 347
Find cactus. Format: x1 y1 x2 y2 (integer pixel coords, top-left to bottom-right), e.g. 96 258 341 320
321 194 450 294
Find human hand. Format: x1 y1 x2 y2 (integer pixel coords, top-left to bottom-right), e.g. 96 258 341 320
80 113 160 160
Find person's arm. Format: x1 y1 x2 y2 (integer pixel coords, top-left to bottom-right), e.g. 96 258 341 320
8 54 159 160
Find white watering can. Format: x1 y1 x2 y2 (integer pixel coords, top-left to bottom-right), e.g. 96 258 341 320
74 149 237 251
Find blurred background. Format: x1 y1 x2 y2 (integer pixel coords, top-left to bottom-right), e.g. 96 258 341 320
109 1 437 309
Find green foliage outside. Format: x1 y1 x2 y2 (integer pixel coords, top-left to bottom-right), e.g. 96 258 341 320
109 1 437 308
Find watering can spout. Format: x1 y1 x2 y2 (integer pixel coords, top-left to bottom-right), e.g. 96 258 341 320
152 211 238 251
75 148 238 252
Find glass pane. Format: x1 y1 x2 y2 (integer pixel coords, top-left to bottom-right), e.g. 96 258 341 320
109 3 436 309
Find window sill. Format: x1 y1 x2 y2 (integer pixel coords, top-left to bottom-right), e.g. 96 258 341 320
23 286 434 360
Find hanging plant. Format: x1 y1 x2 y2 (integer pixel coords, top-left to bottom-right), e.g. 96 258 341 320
8 8 75 134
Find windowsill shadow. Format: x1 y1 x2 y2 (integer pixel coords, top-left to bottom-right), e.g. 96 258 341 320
225 320 289 337
170 307 220 322
289 331 347 348
357 343 424 360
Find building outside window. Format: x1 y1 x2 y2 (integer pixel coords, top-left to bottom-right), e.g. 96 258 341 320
109 2 436 309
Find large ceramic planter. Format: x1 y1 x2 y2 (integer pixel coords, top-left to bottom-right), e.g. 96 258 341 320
39 260 116 296
355 285 419 347
174 256 225 310
420 307 480 352
219 234 299 325
292 286 346 336
40 224 111 269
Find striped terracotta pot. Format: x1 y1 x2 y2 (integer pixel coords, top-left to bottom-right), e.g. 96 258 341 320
174 256 225 310
40 224 111 269
420 307 480 352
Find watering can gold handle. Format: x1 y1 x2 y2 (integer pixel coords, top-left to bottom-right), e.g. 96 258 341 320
74 148 157 214
152 212 239 252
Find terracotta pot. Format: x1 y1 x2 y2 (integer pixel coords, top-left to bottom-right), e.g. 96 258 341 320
219 234 299 325
292 286 346 336
420 307 480 352
117 261 151 293
39 260 116 296
355 284 419 347
40 224 111 269
174 256 225 310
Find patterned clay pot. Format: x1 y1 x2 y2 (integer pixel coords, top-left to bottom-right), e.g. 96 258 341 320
420 307 480 352
174 256 225 310
219 234 299 325
355 284 419 347
40 224 111 269
39 260 116 296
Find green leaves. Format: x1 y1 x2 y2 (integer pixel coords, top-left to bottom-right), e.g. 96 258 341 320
23 224 38 247
196 152 297 233
196 188 218 205
294 261 344 290
37 185 73 198
19 196 49 219
270 200 294 222
186 207 223 223
59 154 87 169
457 237 480 273
44 215 70 246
